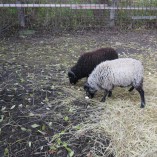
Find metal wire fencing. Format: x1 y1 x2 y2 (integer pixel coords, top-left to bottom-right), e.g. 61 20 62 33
0 0 157 37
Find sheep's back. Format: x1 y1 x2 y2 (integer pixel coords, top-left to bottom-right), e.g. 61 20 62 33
103 58 143 87
76 48 118 77
88 58 143 90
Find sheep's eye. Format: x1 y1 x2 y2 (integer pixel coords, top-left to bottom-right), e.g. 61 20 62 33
90 88 96 92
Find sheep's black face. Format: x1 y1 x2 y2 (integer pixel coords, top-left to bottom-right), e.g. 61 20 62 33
68 71 78 85
84 83 97 99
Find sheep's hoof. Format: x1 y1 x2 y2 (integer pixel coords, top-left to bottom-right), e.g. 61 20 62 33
108 93 112 97
100 98 106 102
140 104 145 108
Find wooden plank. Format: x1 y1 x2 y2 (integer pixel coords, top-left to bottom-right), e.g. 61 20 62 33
0 4 71 8
132 16 157 20
71 4 108 9
0 4 157 10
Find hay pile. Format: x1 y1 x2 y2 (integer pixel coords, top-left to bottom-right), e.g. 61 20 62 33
64 72 157 157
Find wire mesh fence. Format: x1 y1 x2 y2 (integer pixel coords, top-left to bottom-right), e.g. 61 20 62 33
0 0 157 37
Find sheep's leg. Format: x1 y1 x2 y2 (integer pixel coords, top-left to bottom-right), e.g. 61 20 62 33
108 91 112 97
101 90 109 102
136 86 145 108
128 86 134 92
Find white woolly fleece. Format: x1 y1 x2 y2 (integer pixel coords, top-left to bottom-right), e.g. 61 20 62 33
87 58 144 91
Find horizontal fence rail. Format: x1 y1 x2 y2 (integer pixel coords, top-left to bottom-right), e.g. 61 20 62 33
0 4 157 10
132 16 157 20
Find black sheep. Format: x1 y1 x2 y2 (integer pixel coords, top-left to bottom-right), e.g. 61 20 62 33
68 47 118 84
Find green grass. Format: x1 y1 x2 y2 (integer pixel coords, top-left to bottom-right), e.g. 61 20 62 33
1 0 157 31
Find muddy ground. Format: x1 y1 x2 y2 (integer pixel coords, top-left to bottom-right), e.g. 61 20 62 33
0 29 157 157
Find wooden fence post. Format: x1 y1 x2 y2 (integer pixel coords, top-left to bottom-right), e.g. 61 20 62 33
109 0 118 27
16 0 25 27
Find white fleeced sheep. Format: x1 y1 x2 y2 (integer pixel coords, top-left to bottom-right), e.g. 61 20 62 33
84 58 145 108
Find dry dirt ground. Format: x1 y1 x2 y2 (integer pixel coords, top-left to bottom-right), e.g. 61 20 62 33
0 29 157 157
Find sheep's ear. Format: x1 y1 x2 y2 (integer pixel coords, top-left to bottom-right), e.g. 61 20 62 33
68 70 76 77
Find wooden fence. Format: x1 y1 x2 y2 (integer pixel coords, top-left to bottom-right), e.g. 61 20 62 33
0 1 157 37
